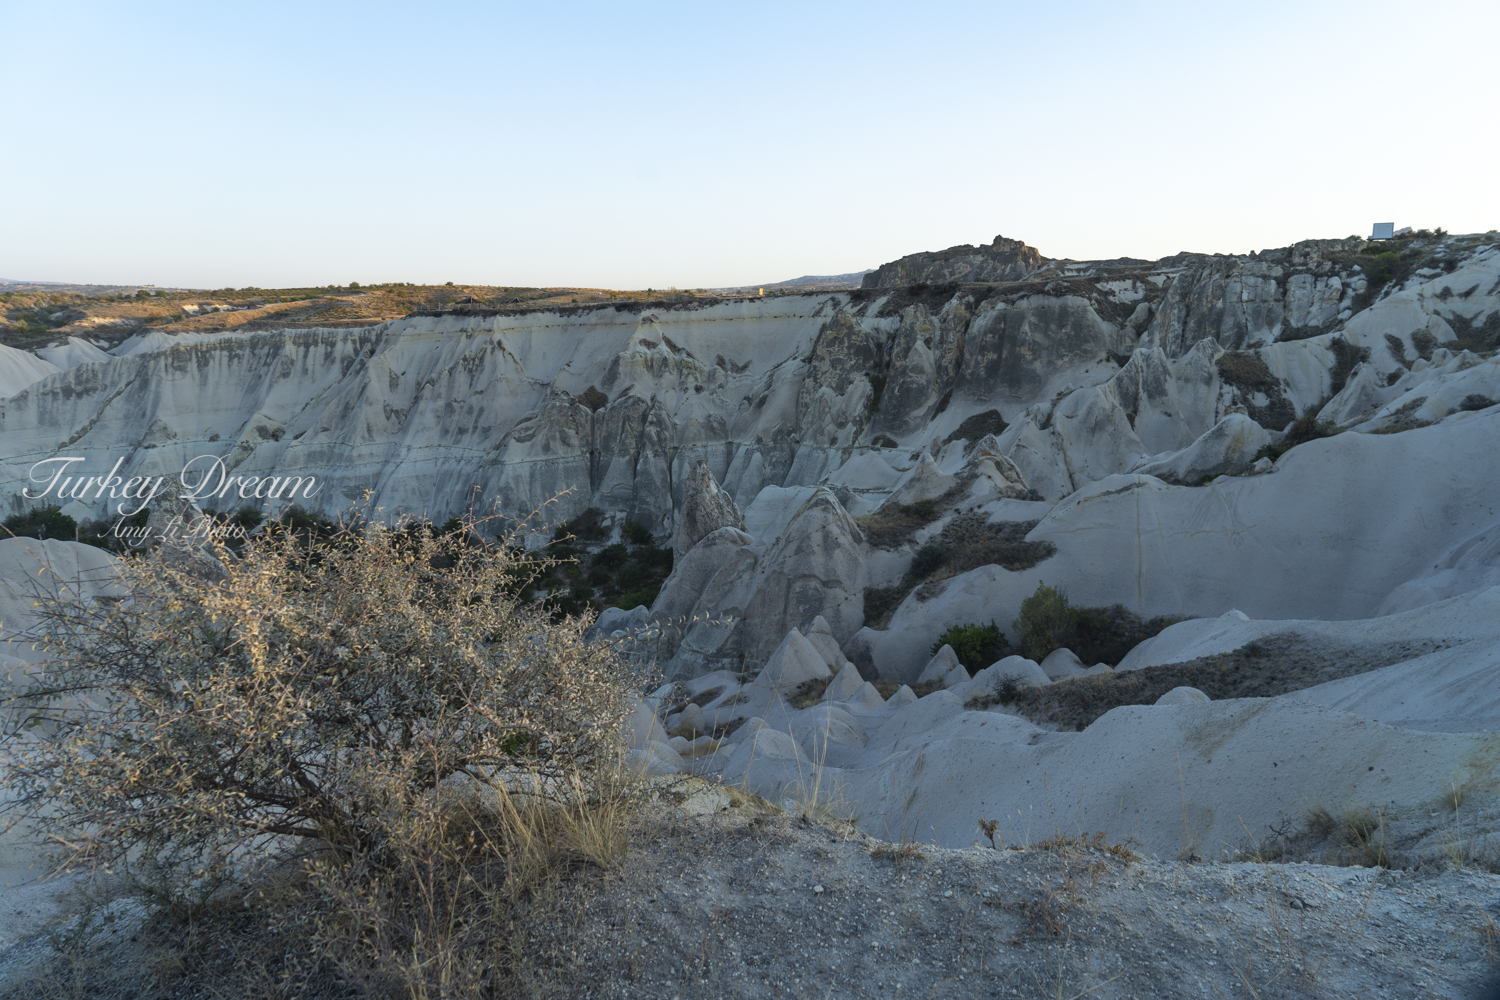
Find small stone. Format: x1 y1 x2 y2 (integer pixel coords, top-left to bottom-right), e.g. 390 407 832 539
1155 686 1211 706
813 884 824 894
673 702 707 737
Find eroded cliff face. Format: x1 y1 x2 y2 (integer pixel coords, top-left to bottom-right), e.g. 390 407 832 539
5 231 1499 672
4 238 1493 525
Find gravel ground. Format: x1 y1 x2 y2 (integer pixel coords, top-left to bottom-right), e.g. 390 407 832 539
526 781 1498 1000
2 778 1495 999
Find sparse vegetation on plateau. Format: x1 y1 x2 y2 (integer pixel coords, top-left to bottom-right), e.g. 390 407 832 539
0 280 772 353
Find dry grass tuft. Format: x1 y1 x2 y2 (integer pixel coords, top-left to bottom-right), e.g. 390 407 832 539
1340 806 1390 868
1304 804 1339 838
786 676 832 708
1476 911 1500 970
1027 832 1140 863
870 840 926 862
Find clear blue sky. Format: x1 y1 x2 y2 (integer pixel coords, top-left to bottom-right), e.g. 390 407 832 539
5 1 1496 289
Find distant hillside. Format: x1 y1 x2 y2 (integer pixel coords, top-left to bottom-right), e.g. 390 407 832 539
765 270 873 288
0 280 167 294
715 269 873 293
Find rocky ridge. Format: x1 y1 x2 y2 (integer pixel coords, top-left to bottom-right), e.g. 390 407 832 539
4 231 1498 681
859 233 1049 287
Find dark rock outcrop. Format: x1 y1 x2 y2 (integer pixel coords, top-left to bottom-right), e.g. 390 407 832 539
861 235 1048 288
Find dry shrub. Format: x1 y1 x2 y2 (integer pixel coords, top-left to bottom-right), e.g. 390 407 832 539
855 498 943 549
860 583 908 629
927 513 1052 578
1215 351 1278 393
870 840 926 862
2 512 646 997
6 515 635 879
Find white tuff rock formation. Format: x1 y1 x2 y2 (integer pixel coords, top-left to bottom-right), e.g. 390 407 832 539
5 229 1500 877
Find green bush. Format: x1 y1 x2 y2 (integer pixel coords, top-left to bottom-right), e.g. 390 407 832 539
622 518 653 545
1013 583 1076 662
1370 250 1401 285
932 621 1008 672
593 542 628 569
614 587 659 610
615 562 650 590
1012 584 1187 665
635 543 674 570
2 504 77 541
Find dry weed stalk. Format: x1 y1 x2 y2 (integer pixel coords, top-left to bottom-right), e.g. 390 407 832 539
1476 910 1500 970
